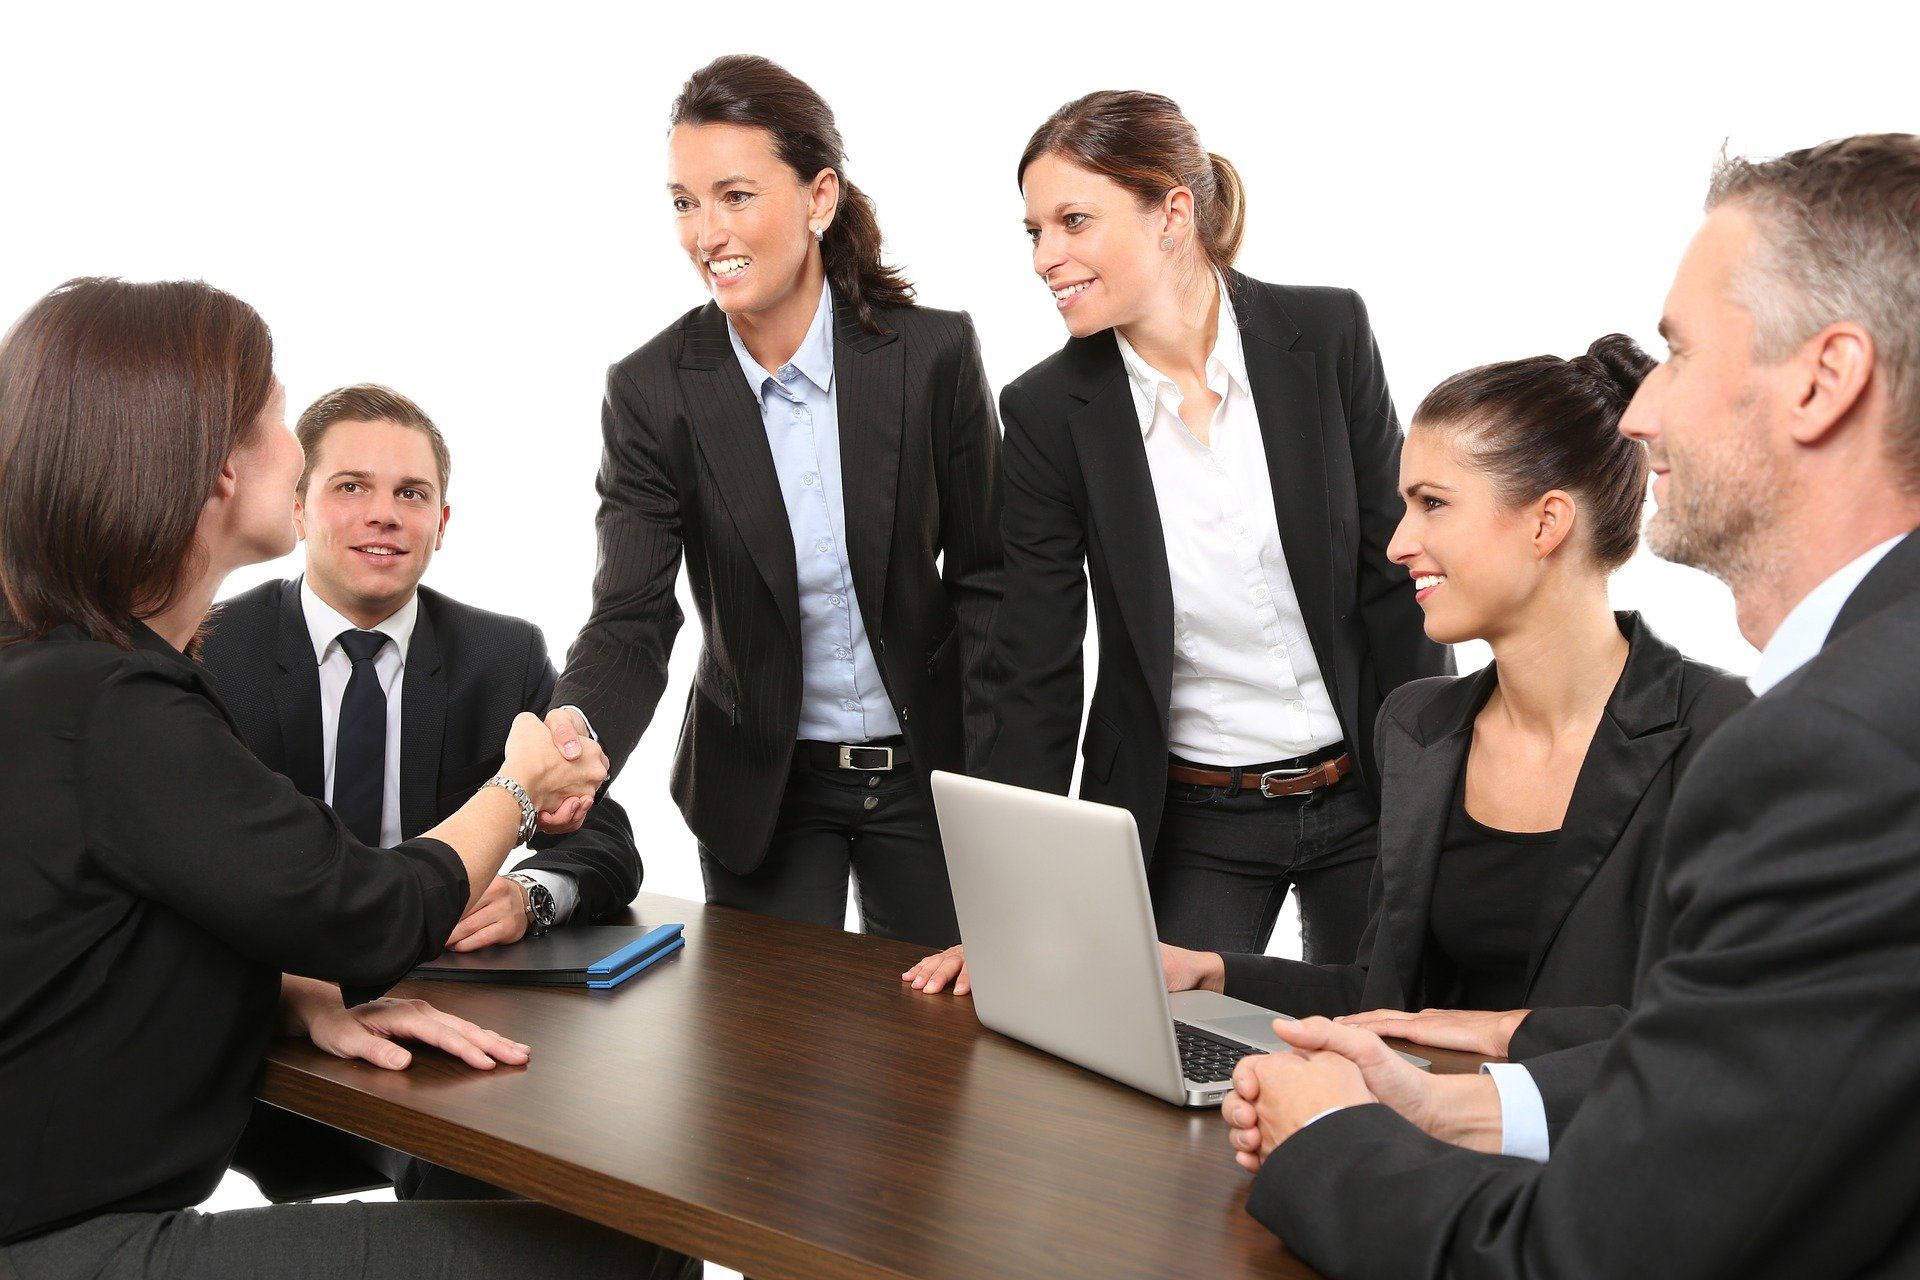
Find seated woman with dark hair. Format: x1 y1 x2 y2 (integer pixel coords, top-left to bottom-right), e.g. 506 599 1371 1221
0 279 695 1279
911 335 1751 1068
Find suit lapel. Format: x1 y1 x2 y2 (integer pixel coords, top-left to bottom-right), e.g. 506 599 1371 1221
1377 668 1490 998
1066 342 1175 726
679 303 801 641
1233 275 1340 693
1521 614 1689 996
1828 528 1920 641
832 299 904 639
271 581 326 800
399 596 446 841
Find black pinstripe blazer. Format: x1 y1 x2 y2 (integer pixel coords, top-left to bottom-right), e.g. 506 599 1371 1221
554 290 1003 875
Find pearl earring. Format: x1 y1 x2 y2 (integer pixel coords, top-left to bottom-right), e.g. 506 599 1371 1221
812 225 824 242
1160 236 1175 250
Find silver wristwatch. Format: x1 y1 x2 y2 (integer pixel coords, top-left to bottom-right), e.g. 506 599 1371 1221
506 872 556 937
482 774 538 845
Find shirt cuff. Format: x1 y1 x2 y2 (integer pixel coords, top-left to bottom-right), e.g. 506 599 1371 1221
559 704 598 743
1481 1062 1551 1163
513 868 581 925
1299 1104 1353 1133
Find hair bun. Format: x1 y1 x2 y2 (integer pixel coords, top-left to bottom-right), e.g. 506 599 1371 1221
1577 333 1657 406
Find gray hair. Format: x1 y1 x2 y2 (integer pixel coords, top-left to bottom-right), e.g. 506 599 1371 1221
1706 134 1920 490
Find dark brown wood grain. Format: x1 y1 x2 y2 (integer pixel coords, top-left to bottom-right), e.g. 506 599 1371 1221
259 893 1488 1280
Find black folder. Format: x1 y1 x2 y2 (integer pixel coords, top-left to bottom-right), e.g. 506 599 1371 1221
411 922 685 988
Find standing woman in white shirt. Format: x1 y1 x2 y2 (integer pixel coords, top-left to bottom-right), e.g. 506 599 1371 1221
909 91 1447 985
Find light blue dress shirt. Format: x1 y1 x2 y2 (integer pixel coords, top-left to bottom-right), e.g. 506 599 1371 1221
727 280 900 744
1484 532 1909 1163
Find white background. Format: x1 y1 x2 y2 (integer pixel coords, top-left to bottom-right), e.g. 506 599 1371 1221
7 0 1915 1257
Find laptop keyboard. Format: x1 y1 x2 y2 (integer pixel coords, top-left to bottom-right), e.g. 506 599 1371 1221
1175 1022 1259 1084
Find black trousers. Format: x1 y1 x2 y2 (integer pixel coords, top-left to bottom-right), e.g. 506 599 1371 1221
701 750 961 949
1147 766 1378 964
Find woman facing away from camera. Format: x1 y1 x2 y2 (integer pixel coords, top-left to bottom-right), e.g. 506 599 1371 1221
908 89 1447 996
0 278 694 1279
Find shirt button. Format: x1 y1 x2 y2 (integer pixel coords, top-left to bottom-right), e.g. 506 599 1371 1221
802 472 818 487
863 795 879 812
834 646 851 660
1291 699 1306 713
828 594 844 607
1252 584 1270 602
816 540 832 554
841 698 860 712
1270 645 1288 661
867 775 881 789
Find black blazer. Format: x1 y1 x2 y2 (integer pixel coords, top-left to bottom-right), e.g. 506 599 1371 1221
200 578 641 922
553 293 1002 874
984 272 1449 856
0 623 465 1244
1248 531 1920 1280
1219 612 1750 1018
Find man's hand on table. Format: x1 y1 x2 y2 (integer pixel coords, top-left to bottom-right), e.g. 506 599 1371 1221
1221 1017 1507 1170
1335 1006 1530 1059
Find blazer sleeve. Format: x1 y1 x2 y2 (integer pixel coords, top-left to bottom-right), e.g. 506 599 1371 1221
1521 1038 1613 1144
1242 692 1920 1280
1507 1004 1628 1058
1217 858 1386 1016
552 360 687 777
81 664 467 989
981 382 1087 793
937 315 1006 774
1340 289 1452 692
512 627 642 921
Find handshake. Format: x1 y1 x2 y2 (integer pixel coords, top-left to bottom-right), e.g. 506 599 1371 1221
498 708 609 830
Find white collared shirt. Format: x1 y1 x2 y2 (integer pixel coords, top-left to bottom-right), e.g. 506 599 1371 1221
1113 276 1343 766
302 577 416 850
300 578 579 921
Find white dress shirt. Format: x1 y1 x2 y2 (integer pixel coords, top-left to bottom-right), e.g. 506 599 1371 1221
1485 533 1909 1163
1114 276 1343 766
301 579 577 922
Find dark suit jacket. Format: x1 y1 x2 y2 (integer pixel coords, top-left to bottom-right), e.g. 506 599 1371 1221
552 292 1002 874
1249 530 1920 1280
200 578 641 921
1218 612 1750 1019
984 272 1449 857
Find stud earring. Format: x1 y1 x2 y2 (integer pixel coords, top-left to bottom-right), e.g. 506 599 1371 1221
1160 236 1175 250
812 225 824 242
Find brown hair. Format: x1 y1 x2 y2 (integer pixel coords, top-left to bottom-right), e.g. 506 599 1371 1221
297 383 450 498
1706 133 1920 491
0 277 274 648
1413 335 1656 570
670 54 914 334
1019 90 1247 272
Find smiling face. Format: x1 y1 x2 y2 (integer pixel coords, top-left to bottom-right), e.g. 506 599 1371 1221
668 121 835 322
1619 204 1797 585
1387 426 1579 645
294 418 449 627
1022 152 1185 338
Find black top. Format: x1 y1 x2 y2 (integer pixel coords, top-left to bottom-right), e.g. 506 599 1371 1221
199 578 643 923
1219 612 1753 1020
0 623 468 1245
1427 783 1561 1010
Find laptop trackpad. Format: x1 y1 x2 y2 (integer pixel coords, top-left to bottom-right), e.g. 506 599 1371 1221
1206 1013 1289 1051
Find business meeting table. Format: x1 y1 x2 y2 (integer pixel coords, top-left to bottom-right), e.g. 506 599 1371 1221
258 892 1487 1280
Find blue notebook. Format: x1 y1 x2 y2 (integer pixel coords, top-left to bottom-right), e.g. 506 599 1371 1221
411 923 685 989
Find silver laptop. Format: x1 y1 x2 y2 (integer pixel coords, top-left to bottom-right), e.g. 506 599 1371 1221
930 771 1427 1107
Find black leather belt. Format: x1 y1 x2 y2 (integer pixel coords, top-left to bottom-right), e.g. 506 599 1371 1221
796 737 911 772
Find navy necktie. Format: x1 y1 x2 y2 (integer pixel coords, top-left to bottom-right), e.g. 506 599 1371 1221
334 629 392 846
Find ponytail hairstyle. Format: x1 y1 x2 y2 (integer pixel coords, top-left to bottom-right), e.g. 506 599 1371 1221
1413 335 1657 570
1018 90 1247 273
670 54 914 334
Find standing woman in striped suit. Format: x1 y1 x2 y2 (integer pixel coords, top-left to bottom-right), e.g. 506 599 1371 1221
909 92 1448 991
543 55 1003 947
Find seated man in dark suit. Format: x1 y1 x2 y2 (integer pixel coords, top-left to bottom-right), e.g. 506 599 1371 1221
1218 133 1920 1278
202 383 643 1201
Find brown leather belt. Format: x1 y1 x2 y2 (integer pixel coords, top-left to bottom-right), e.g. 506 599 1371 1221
1167 752 1352 798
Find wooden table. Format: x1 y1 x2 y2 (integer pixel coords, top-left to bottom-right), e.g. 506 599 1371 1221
260 892 1486 1280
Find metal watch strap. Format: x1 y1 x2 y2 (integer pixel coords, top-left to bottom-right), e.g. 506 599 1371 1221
506 872 555 937
482 775 538 845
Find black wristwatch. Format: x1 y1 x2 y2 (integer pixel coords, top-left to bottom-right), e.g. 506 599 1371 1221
506 873 556 937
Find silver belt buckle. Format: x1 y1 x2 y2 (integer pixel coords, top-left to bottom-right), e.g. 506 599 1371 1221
839 744 895 771
1258 765 1311 798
